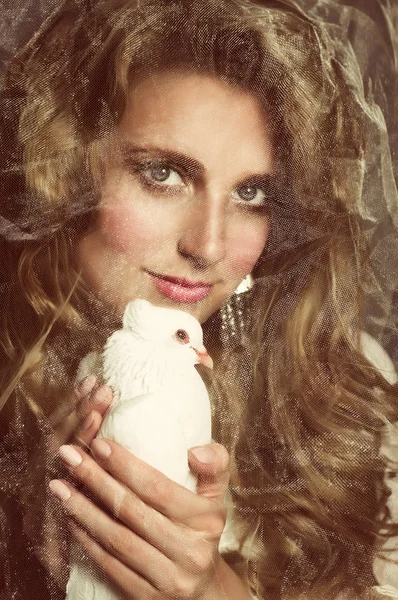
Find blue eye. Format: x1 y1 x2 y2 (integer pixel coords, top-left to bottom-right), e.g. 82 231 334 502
143 163 184 186
149 165 171 182
233 184 266 205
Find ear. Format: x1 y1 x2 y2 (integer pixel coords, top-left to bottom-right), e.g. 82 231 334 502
122 298 153 329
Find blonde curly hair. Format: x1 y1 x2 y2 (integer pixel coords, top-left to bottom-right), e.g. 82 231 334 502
0 1 397 598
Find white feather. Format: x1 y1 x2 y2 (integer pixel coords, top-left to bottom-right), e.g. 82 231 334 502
66 299 212 599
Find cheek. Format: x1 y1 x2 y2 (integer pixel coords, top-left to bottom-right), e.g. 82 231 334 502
99 191 174 255
226 218 270 276
100 197 153 253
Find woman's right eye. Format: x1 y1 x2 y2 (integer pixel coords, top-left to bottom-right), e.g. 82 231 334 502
139 162 184 188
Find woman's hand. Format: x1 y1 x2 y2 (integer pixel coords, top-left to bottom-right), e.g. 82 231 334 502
47 375 112 450
21 377 113 586
49 439 242 599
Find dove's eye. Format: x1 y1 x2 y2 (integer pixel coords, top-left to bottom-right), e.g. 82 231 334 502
175 329 190 344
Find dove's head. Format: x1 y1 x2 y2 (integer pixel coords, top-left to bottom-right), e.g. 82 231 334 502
122 299 213 369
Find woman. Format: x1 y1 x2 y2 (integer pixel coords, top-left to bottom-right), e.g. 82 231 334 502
0 0 397 598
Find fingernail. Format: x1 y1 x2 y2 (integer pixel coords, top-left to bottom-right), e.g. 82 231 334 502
91 439 111 459
92 384 111 404
190 446 215 464
77 375 97 397
49 480 71 501
81 411 95 431
59 445 82 468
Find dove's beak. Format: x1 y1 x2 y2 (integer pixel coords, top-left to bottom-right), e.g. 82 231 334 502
195 346 214 369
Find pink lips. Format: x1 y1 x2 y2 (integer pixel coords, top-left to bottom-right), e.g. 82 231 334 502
147 271 213 303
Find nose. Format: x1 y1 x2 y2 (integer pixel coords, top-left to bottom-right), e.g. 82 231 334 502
177 190 227 270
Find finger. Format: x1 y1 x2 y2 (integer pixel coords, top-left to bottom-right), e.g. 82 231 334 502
69 523 164 600
72 522 219 600
73 410 103 450
188 443 230 499
57 447 197 558
89 439 227 531
75 384 112 424
49 480 173 594
72 385 113 449
56 384 112 446
49 375 97 429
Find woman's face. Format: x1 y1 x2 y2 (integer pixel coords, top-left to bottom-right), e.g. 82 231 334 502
77 71 274 323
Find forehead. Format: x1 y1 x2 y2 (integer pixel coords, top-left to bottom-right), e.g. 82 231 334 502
117 71 274 176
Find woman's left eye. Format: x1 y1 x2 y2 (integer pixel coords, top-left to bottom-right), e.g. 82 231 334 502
232 184 266 205
141 163 184 186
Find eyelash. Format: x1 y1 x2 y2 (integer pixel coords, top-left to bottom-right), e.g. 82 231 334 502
129 158 273 209
133 160 186 195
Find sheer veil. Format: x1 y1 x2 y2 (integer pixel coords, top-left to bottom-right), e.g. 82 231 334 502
0 1 397 599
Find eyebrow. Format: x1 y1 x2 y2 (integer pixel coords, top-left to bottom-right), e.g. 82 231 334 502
119 143 205 178
119 142 280 186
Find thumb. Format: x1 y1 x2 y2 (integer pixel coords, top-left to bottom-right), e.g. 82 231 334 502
188 442 230 499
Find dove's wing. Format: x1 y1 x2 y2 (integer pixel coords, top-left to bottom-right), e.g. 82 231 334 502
99 393 196 491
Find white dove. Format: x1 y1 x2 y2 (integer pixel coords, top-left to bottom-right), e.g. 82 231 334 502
66 298 213 600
